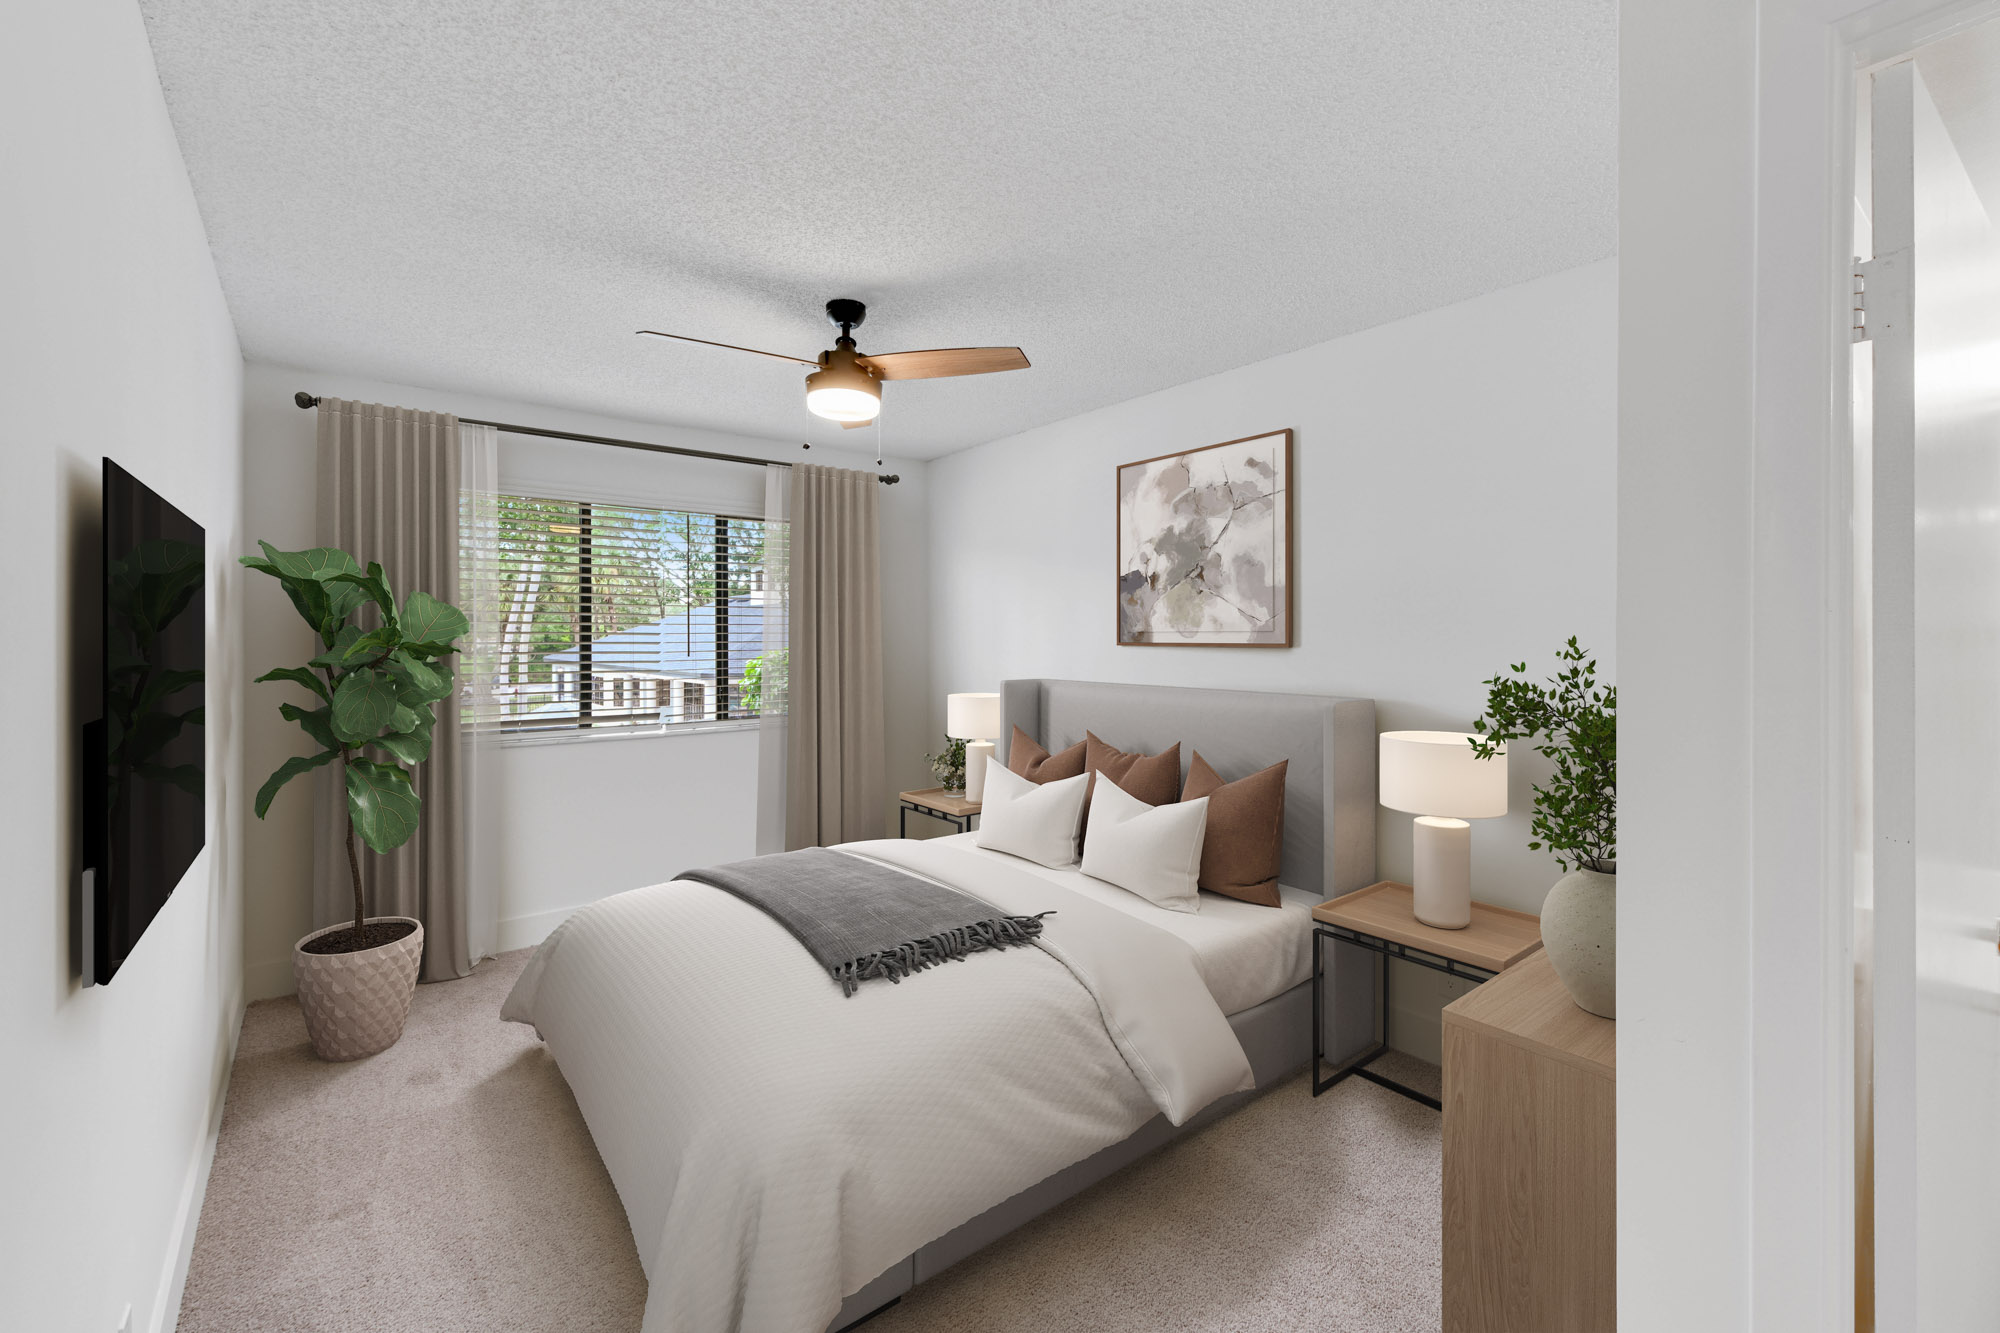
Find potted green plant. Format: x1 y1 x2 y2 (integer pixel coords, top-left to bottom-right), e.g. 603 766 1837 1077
926 736 969 795
1471 637 1617 1017
243 542 468 1060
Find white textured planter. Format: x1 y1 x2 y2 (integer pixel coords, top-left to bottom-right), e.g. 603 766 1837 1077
293 916 424 1061
1540 868 1615 1018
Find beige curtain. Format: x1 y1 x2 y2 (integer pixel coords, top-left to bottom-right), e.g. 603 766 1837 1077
785 463 886 848
313 399 472 981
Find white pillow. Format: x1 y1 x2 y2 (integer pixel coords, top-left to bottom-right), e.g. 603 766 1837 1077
976 758 1088 868
1080 774 1209 913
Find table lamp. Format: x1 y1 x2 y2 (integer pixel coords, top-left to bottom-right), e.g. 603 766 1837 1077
947 692 1003 802
1378 731 1508 929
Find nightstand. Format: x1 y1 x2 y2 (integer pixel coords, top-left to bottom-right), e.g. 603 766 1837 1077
897 788 981 836
1310 881 1542 1108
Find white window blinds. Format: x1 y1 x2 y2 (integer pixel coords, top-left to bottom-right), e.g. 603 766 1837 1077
465 492 776 734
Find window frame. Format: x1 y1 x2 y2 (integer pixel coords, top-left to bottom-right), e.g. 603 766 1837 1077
468 489 775 745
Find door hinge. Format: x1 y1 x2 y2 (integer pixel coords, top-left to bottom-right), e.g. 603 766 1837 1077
1852 261 1872 342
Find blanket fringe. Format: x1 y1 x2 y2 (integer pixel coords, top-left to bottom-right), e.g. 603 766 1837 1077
829 912 1055 998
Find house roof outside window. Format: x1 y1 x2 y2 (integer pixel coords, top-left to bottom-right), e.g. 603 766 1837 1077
542 594 769 681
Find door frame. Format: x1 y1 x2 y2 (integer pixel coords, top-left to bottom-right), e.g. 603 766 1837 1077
1764 2 1992 1328
1620 2 1995 1330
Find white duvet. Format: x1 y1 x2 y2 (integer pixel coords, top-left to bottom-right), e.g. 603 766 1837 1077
501 836 1254 1333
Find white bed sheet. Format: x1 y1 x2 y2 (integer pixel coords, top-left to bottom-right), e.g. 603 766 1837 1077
931 833 1318 1015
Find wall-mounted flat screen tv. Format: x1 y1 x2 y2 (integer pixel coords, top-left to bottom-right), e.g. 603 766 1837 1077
84 459 205 985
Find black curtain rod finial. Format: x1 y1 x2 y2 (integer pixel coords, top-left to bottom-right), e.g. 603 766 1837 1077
294 391 320 409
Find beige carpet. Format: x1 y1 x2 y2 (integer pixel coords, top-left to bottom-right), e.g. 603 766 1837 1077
181 949 1442 1333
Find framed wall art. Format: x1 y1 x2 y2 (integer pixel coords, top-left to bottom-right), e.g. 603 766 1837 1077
1116 428 1292 647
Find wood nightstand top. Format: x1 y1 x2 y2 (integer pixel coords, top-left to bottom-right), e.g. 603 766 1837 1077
898 787 982 817
1311 880 1543 975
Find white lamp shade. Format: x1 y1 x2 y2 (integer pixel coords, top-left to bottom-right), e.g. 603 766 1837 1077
946 692 1002 741
1378 730 1507 819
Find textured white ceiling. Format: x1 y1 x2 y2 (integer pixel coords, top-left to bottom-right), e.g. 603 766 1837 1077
139 0 1615 459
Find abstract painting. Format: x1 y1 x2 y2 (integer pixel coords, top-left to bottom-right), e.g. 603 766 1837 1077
1117 429 1292 647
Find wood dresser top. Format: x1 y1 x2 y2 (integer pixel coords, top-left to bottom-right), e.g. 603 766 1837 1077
1443 950 1615 1077
1311 880 1543 974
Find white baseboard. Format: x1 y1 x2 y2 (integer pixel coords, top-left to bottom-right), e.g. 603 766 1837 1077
155 996 243 1333
497 903 583 954
247 904 583 995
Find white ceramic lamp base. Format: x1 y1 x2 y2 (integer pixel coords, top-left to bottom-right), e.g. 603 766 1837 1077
1411 815 1472 929
964 740 996 802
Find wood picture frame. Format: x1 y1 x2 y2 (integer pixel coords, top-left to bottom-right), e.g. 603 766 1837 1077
1116 428 1293 647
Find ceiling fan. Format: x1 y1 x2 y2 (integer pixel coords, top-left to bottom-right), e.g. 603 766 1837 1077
639 299 1030 428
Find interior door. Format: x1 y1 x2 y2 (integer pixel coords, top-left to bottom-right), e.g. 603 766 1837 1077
1864 54 2000 1333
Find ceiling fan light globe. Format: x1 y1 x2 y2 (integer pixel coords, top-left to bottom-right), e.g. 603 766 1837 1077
804 357 881 423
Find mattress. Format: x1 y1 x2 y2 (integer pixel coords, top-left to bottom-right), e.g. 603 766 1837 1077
932 833 1319 1016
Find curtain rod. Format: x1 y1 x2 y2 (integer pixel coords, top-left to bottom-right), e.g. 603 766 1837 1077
292 392 899 485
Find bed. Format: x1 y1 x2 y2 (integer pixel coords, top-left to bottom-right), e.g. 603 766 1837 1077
501 679 1377 1333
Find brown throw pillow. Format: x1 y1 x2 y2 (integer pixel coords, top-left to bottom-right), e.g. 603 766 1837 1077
1084 732 1182 808
1181 752 1288 907
1007 724 1086 783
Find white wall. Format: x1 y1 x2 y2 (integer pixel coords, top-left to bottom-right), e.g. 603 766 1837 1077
0 5 246 1333
239 362 933 996
925 259 1617 1056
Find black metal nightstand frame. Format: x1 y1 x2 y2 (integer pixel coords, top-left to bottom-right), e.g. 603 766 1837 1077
1310 921 1499 1111
897 799 979 837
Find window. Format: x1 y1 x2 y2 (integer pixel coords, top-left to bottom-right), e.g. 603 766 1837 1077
465 492 776 735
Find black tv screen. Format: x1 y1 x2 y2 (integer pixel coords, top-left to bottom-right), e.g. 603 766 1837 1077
87 459 205 985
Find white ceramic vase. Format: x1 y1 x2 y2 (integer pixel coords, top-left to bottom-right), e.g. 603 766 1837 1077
293 916 424 1061
1540 867 1615 1018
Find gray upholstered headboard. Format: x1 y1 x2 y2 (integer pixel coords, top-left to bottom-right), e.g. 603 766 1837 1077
1001 679 1376 898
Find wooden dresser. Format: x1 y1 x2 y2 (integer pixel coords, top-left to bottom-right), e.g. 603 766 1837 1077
1442 951 1615 1332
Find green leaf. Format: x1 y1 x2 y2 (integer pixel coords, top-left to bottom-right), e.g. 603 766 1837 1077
323 578 368 627
387 651 451 705
309 625 366 669
277 574 332 636
254 666 331 703
345 760 421 853
339 625 403 666
254 749 337 818
331 670 399 744
328 564 396 622
279 702 339 751
397 590 468 649
255 541 361 583
369 727 433 766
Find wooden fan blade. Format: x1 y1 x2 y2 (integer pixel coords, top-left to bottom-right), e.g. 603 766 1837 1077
636 330 821 368
856 347 1030 380
839 418 871 430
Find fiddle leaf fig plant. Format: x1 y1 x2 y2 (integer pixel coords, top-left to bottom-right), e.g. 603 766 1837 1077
242 542 468 940
1470 636 1616 874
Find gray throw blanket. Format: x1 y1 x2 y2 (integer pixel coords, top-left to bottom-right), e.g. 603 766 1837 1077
676 848 1052 996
